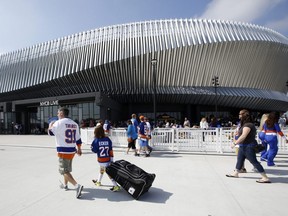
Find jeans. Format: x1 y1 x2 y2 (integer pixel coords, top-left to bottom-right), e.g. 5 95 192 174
236 144 265 173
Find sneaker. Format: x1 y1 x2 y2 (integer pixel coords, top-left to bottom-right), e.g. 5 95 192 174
92 179 101 186
148 146 153 154
59 181 69 191
110 185 120 192
145 154 150 157
60 184 69 190
76 185 84 198
239 168 247 173
134 153 140 156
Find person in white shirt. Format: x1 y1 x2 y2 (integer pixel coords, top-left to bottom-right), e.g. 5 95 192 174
183 117 190 128
144 117 153 154
200 117 209 141
48 107 83 198
200 117 209 129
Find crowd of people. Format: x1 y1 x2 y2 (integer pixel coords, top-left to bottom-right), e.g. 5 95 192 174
48 107 288 200
80 111 287 132
126 114 153 157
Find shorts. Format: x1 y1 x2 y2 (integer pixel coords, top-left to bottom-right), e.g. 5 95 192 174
139 139 148 147
58 158 72 175
128 139 136 149
99 162 110 168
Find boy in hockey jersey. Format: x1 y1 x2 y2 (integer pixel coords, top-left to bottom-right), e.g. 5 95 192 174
91 126 120 192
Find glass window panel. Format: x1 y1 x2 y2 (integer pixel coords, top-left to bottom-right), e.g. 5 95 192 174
94 103 100 119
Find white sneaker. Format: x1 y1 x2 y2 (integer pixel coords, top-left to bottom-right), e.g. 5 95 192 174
76 185 84 198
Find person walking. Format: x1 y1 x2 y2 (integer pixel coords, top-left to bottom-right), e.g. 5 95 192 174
226 109 271 183
200 117 209 142
233 121 248 173
138 115 150 157
103 119 111 136
91 126 120 192
48 107 84 198
259 112 288 166
131 113 139 133
258 113 269 161
144 117 153 154
126 120 139 156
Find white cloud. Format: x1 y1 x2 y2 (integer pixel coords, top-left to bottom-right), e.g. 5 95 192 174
199 0 283 23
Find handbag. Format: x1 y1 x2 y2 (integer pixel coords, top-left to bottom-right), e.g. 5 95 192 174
127 137 133 143
254 143 265 153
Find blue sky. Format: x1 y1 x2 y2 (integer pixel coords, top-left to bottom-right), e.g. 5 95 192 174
1 0 288 54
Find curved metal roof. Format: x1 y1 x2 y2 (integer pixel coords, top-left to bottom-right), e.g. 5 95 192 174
0 19 288 111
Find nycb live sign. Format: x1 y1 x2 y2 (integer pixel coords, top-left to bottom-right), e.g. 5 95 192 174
40 100 59 106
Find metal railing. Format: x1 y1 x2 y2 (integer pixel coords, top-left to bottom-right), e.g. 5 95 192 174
80 127 288 153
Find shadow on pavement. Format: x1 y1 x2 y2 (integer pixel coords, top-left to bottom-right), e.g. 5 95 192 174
79 186 172 203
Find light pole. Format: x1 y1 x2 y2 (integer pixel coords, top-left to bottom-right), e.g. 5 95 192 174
151 58 157 126
212 76 219 117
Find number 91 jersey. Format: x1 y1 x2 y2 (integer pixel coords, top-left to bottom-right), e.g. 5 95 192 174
49 118 82 154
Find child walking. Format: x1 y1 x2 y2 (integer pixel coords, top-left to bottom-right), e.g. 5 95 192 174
91 126 120 192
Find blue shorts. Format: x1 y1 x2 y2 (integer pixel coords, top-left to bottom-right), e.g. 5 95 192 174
139 139 148 147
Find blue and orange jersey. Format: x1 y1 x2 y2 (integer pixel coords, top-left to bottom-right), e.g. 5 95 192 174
263 123 284 137
91 136 114 163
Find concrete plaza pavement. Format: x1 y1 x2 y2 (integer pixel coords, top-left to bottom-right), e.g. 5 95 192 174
1 135 288 216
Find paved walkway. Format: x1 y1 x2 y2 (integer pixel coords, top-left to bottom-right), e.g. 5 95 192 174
0 135 288 216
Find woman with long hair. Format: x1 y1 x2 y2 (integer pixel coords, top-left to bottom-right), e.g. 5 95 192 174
258 113 269 161
260 112 287 166
226 109 270 183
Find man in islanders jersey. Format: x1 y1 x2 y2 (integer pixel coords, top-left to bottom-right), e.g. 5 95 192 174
48 107 83 198
138 115 150 157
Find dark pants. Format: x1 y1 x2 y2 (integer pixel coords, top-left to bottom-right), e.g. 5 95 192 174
236 144 265 173
128 139 136 149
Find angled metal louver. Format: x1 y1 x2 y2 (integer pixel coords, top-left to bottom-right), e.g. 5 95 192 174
0 19 288 111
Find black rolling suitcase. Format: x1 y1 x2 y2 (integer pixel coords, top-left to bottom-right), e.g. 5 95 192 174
106 159 156 199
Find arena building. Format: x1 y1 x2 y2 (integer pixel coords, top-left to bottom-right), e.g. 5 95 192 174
0 19 288 134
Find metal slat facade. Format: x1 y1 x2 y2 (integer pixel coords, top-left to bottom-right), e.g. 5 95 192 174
0 19 288 111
